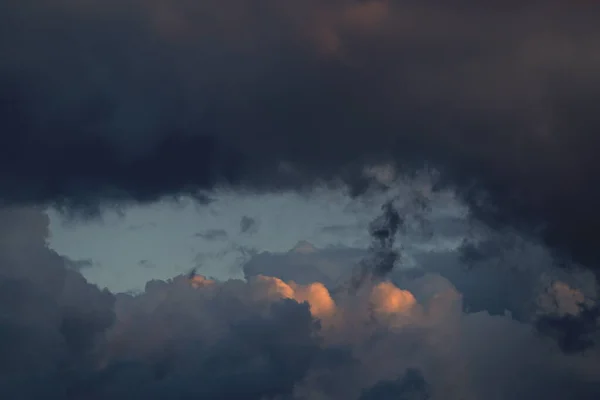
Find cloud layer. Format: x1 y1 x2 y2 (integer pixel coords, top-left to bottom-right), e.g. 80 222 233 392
2 0 600 276
2 207 600 399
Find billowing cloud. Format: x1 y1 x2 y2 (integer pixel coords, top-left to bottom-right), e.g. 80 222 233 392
358 368 430 400
0 207 115 398
2 207 600 399
2 0 600 281
97 269 600 400
241 208 600 349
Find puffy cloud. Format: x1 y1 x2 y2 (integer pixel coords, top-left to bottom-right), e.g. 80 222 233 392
0 205 322 399
291 281 337 320
0 207 115 398
370 281 417 316
538 281 592 317
359 368 430 400
250 275 336 320
2 207 600 399
189 273 215 288
241 210 600 349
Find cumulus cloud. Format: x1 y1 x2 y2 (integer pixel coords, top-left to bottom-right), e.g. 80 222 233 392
97 269 600 400
2 207 600 399
2 0 600 282
0 207 115 398
241 202 600 349
358 368 430 400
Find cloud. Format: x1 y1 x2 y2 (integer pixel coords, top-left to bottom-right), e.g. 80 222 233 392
194 228 229 241
240 213 600 349
350 200 404 287
65 257 96 271
0 207 115 398
243 241 365 288
359 368 430 400
2 207 600 399
97 270 600 400
240 215 258 234
2 0 600 281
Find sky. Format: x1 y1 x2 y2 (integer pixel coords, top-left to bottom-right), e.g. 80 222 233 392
48 190 375 292
47 184 466 293
2 1 600 399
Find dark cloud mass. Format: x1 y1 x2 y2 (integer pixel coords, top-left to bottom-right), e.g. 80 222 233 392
2 0 600 275
3 1 600 397
0 208 115 398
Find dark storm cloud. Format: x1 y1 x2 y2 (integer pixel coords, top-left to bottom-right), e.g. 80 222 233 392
2 0 600 275
0 207 115 398
536 304 600 354
85 296 321 400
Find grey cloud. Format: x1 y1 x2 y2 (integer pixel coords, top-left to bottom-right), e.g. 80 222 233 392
85 297 320 399
535 305 600 354
241 213 600 350
0 207 321 400
240 215 258 234
359 368 430 400
65 257 96 271
2 207 600 399
0 207 115 398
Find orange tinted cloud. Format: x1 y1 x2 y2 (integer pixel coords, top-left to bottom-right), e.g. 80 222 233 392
251 275 336 319
370 281 417 315
291 281 336 319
